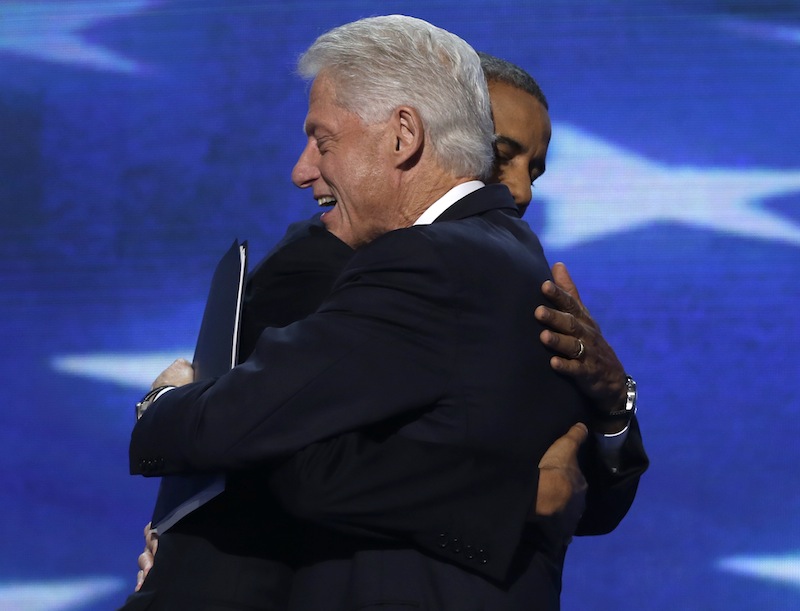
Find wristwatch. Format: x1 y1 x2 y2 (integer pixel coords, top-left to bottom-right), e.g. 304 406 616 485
598 375 637 421
135 385 176 421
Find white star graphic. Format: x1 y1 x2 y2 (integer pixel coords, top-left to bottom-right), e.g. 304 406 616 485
52 123 800 387
0 0 155 72
540 122 800 249
46 124 800 596
52 351 187 388
717 17 800 45
0 577 124 610
718 553 800 588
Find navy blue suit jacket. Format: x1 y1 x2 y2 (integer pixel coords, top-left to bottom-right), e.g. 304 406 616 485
129 185 647 609
120 204 549 611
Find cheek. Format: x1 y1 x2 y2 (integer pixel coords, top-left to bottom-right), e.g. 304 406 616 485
331 161 383 218
354 160 388 201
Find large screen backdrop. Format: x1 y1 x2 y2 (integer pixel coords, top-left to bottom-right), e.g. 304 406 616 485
1 1 798 609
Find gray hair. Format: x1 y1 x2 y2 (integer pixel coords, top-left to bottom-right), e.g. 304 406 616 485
478 52 549 110
298 15 494 180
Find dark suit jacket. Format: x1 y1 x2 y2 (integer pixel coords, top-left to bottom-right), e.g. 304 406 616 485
120 205 543 610
116 218 352 611
128 185 647 609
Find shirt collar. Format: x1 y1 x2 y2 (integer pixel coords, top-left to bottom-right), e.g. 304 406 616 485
413 180 485 226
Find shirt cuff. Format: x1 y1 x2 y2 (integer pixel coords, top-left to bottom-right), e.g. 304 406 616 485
594 424 630 473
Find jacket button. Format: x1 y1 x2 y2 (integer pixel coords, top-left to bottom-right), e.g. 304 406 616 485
450 537 461 554
464 544 475 560
438 533 449 549
477 549 490 564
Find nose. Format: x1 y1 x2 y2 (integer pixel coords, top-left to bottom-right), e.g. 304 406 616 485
505 168 533 208
291 141 320 188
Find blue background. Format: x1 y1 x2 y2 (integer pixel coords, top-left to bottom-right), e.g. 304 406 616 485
1 1 798 609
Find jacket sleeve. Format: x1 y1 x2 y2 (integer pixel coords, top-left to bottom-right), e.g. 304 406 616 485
129 229 458 474
576 416 649 535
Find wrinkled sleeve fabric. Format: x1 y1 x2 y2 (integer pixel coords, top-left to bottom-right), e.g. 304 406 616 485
130 228 462 474
577 416 649 535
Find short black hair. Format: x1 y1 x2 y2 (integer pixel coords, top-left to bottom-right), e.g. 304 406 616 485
478 52 549 110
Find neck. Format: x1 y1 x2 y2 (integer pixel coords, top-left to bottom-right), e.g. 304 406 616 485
395 168 474 226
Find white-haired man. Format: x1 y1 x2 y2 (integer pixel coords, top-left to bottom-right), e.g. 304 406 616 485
127 17 644 610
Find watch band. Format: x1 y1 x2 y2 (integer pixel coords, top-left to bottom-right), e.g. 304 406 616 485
596 375 637 421
135 385 176 421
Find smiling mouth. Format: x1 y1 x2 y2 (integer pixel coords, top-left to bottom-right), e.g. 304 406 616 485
316 196 337 207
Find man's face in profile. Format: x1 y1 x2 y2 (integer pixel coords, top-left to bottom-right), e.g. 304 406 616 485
291 74 394 249
487 80 552 217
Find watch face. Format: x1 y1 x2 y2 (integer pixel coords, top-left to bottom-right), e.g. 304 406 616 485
135 386 169 420
624 376 637 413
135 397 152 420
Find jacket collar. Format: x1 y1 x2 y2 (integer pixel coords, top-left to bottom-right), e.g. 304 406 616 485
432 183 519 223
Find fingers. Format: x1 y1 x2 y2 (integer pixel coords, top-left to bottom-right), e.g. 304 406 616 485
537 307 589 379
136 521 157 592
541 279 581 316
539 327 584 360
536 305 581 337
551 262 581 302
152 358 194 389
538 267 596 368
539 264 631 411
138 548 154 572
136 550 153 591
542 264 599 334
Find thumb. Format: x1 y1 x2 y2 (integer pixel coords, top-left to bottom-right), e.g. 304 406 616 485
565 422 589 445
538 422 589 468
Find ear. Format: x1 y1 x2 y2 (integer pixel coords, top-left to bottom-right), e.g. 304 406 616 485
391 106 424 168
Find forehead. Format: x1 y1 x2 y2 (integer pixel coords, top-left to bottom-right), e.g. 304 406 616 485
488 80 551 145
304 74 347 135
